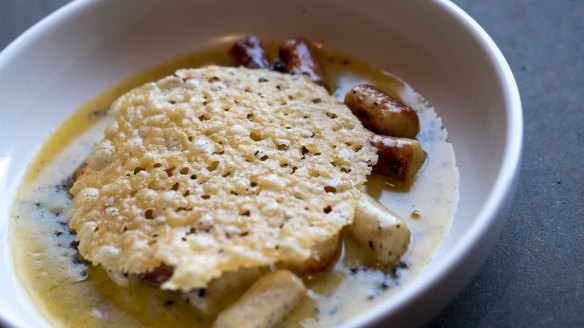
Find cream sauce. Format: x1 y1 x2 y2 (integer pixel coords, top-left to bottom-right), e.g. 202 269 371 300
10 45 458 328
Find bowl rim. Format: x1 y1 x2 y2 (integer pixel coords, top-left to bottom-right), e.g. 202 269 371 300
0 0 523 327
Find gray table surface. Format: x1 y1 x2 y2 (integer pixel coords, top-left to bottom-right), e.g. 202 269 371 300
1 1 582 327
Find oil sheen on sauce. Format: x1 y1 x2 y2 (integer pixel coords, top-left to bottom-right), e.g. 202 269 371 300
10 45 459 328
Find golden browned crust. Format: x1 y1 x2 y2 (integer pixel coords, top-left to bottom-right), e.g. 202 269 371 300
69 66 377 291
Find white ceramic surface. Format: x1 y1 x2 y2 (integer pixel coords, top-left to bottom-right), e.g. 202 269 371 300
0 0 522 327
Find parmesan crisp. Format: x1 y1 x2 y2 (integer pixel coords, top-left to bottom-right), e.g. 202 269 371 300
69 66 377 291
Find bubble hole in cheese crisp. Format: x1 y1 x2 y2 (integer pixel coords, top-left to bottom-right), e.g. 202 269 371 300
69 66 377 291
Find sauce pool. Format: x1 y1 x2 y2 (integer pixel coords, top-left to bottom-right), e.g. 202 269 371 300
10 45 459 328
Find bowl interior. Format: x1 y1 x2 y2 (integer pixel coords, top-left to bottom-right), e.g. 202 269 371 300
0 0 520 327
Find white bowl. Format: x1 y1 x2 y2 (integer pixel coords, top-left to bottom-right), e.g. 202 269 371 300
0 0 522 327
